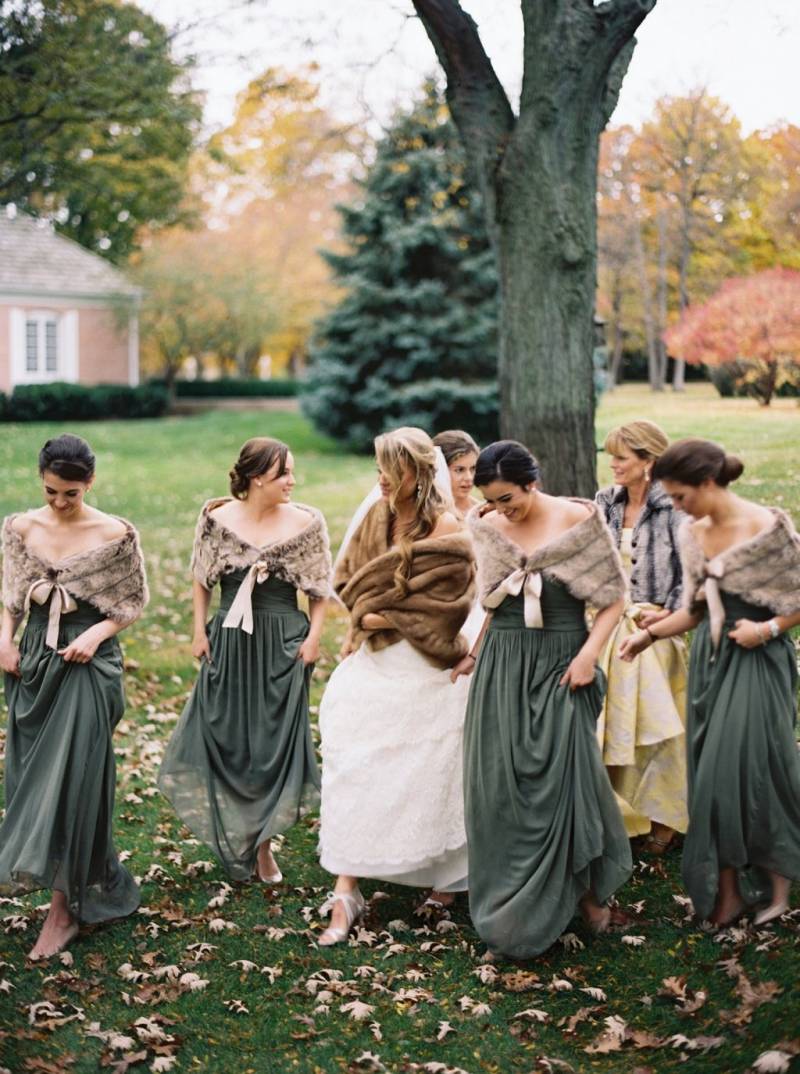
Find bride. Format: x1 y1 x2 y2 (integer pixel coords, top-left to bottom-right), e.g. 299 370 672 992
317 427 476 945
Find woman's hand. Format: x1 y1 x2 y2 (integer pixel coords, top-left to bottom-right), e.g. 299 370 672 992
638 607 671 629
450 653 476 684
361 612 389 631
618 629 652 662
0 639 21 677
191 632 212 663
338 626 355 661
297 636 320 666
59 624 107 664
728 618 768 649
559 650 596 691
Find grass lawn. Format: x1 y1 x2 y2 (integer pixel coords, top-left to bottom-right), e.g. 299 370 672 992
0 384 798 1074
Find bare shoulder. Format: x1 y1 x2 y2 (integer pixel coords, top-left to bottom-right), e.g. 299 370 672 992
89 508 129 542
281 503 316 538
430 511 462 538
207 498 237 523
560 497 593 527
9 508 52 537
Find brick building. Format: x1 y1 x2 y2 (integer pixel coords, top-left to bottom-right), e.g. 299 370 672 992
0 209 140 393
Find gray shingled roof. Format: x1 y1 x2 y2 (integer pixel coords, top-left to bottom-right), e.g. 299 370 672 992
0 209 140 298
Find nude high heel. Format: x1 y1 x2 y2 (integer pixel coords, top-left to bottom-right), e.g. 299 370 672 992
317 888 365 947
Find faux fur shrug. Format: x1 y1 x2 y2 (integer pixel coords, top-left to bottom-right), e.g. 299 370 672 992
2 513 148 624
678 508 800 617
335 499 475 669
468 499 627 612
191 498 332 599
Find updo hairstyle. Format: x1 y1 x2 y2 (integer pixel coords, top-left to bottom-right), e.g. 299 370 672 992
229 437 289 499
38 434 96 482
474 440 540 489
604 419 668 462
374 426 446 594
653 438 744 488
432 429 479 466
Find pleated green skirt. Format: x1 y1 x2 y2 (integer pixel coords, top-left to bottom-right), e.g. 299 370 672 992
683 592 800 919
0 598 140 923
464 584 632 959
158 572 320 881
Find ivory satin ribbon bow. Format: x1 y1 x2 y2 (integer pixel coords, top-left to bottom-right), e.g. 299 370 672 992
702 558 727 653
24 578 78 649
483 568 544 628
222 561 271 634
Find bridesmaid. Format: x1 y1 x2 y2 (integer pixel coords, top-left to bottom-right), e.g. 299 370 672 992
158 437 331 884
0 434 147 959
454 441 632 959
318 427 475 944
596 420 688 852
432 430 480 518
620 439 800 926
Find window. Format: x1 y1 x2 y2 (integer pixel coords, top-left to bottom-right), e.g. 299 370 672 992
22 312 59 379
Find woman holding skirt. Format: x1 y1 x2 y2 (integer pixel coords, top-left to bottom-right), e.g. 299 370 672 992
158 438 331 884
621 438 800 926
453 441 632 959
596 420 688 851
318 427 475 944
0 434 147 959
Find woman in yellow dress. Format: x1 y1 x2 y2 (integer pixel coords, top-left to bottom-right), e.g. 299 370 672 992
595 420 688 854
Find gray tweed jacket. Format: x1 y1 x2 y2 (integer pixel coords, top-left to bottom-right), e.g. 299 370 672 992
595 481 684 611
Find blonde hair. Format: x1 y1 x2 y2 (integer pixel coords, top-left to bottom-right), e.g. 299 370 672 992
604 420 669 462
374 426 447 595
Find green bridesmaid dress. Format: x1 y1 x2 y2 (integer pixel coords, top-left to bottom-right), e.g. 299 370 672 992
0 597 140 922
682 590 800 919
464 581 632 959
158 571 320 881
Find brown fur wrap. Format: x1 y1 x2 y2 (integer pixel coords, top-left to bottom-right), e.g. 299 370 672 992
468 499 627 611
2 514 148 624
335 499 475 669
678 508 800 616
191 498 332 599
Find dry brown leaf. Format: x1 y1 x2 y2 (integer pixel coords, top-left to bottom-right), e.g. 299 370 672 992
501 970 541 993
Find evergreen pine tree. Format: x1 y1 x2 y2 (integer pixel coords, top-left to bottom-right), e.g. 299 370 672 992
302 81 498 451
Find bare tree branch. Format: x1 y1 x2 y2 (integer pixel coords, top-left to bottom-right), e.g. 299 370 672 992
410 0 515 225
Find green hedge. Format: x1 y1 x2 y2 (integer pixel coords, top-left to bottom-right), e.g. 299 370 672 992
150 377 300 398
2 382 169 421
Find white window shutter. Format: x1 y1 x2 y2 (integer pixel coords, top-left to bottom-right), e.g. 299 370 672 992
59 310 79 382
9 307 25 386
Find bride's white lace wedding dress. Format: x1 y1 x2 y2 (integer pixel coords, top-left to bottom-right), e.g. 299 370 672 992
319 634 471 889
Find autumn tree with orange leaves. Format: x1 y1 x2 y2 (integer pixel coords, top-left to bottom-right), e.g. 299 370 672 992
663 267 800 405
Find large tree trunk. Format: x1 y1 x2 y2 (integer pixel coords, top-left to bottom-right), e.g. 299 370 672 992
496 131 600 493
412 0 656 496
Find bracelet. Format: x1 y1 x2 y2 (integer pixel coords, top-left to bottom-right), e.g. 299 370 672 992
465 652 477 663
767 618 781 639
755 621 768 644
643 627 656 645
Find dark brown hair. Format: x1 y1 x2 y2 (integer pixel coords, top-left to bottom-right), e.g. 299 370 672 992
229 437 289 499
38 434 95 482
475 440 540 488
652 438 744 488
432 429 479 466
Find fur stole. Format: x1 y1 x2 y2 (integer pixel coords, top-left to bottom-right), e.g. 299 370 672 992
2 514 148 624
678 508 800 616
191 498 332 599
468 499 627 610
335 499 475 669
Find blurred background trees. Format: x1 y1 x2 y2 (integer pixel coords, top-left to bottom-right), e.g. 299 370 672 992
301 81 498 451
0 0 200 262
3 3 798 424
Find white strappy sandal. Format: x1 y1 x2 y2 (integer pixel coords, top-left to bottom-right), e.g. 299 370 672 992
317 888 365 947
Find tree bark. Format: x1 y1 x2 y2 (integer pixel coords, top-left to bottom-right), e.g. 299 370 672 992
412 0 656 495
